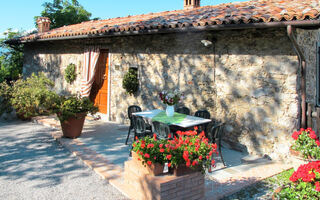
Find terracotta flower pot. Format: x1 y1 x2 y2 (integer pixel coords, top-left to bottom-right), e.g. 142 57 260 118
289 147 317 162
131 151 164 176
171 164 200 176
60 112 86 139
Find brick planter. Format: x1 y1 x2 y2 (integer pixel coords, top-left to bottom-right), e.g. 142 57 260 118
123 160 204 200
132 151 165 176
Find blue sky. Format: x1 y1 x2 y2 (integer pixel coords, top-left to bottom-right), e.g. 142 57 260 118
0 0 247 37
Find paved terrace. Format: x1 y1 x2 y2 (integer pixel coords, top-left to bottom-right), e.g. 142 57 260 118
33 116 303 200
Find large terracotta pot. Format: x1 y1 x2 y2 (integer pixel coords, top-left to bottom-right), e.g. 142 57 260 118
60 112 86 139
132 151 164 176
171 164 200 176
289 147 317 162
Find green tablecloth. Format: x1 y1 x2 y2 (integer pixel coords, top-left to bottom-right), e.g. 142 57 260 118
152 111 187 125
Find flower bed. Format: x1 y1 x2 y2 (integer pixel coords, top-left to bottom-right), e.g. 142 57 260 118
291 128 320 160
132 128 217 175
276 161 320 199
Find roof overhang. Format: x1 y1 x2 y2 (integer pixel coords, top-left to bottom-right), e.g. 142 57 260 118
6 19 320 44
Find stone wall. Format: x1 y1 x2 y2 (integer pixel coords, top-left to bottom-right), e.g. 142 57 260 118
23 28 300 160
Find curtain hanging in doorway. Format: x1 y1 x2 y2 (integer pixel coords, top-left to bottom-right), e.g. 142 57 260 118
80 47 100 97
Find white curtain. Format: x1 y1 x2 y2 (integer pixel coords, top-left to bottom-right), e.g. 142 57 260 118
80 47 100 97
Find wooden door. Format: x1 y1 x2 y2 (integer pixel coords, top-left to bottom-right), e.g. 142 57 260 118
90 49 109 114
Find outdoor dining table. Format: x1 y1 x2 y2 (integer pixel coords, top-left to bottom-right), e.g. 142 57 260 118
132 109 211 128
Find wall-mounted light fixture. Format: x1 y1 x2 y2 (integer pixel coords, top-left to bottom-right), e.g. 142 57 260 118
201 39 213 47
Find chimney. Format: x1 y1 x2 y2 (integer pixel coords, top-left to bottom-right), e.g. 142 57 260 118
37 17 51 33
184 0 200 9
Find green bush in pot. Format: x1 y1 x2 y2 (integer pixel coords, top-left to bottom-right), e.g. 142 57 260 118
54 95 98 138
55 95 98 122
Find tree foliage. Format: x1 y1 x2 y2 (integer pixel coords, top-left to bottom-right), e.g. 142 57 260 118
0 29 24 83
35 0 93 29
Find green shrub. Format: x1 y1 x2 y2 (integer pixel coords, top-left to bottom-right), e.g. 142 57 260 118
64 63 77 84
55 95 98 122
0 81 13 115
122 68 139 95
10 73 58 119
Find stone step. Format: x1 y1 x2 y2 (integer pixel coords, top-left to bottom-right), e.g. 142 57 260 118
241 154 272 164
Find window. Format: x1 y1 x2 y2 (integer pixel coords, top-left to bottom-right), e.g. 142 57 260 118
317 42 320 106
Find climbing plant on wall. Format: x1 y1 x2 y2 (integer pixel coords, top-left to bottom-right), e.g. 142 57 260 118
122 68 139 95
64 63 76 84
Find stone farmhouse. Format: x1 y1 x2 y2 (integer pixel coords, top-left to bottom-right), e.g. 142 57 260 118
8 0 320 160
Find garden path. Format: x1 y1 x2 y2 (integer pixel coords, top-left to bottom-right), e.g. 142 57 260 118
32 116 303 200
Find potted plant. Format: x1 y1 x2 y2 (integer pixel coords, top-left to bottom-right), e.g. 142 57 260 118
54 95 98 138
275 161 320 199
132 134 169 176
290 128 320 160
168 127 217 175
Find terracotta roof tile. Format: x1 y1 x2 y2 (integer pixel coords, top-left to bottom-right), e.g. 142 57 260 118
20 0 320 41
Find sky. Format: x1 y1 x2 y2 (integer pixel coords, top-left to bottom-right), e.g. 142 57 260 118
0 0 247 38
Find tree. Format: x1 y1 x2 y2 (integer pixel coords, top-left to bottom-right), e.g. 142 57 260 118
35 0 93 29
0 29 24 83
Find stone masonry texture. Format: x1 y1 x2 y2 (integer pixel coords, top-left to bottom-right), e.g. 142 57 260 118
23 28 301 160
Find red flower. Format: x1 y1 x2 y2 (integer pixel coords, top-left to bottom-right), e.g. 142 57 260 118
199 155 203 160
315 182 320 192
168 162 172 167
159 144 163 148
133 143 136 147
168 133 172 139
144 153 150 158
147 161 152 165
160 148 165 153
154 156 157 160
316 140 320 146
153 133 157 140
183 151 189 161
309 131 317 140
166 155 172 160
141 143 145 149
194 126 198 131
186 160 191 167
147 143 154 148
211 159 215 166
192 160 198 166
135 136 139 140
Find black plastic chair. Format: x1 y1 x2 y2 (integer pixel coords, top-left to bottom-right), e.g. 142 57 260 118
176 106 190 115
152 121 171 140
194 110 211 119
194 109 211 133
134 116 152 139
125 105 142 145
209 122 226 166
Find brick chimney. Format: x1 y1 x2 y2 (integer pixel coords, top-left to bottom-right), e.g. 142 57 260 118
37 17 51 33
184 0 200 9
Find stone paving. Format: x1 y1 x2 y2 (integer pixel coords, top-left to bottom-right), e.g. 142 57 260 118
32 115 303 200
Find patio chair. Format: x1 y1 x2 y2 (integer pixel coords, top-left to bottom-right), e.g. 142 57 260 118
152 121 171 140
194 109 211 133
209 122 226 166
194 109 211 119
176 106 191 115
125 105 142 145
134 116 152 139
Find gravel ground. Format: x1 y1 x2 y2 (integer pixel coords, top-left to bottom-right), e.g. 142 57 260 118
0 120 128 200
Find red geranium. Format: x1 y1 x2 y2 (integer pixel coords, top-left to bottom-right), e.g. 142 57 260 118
291 128 320 160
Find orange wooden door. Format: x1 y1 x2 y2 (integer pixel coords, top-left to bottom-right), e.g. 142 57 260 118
90 49 109 114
